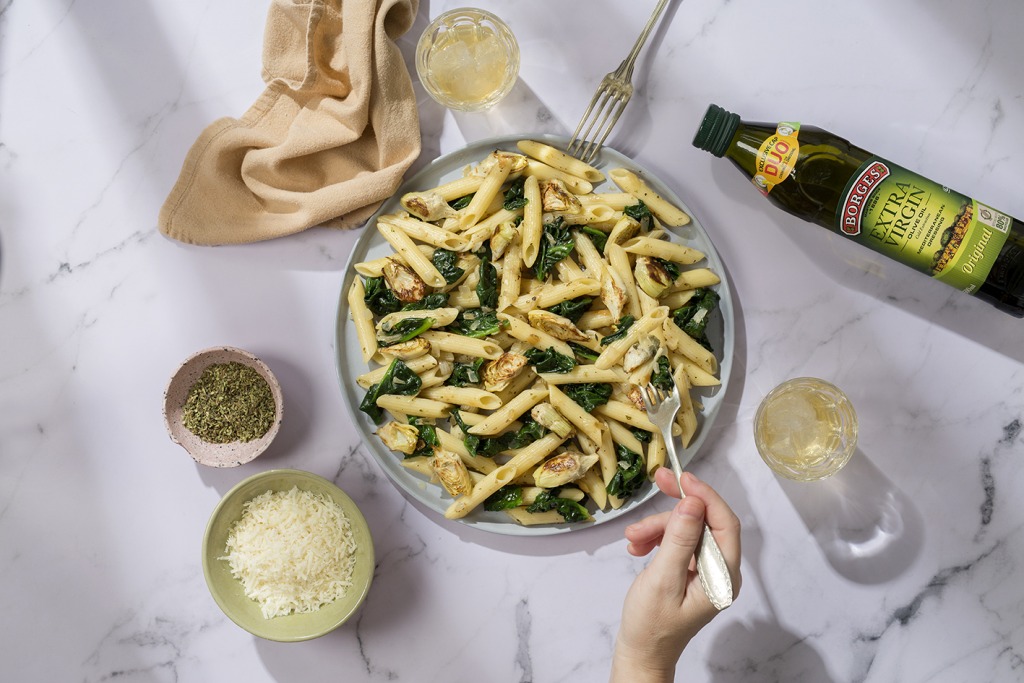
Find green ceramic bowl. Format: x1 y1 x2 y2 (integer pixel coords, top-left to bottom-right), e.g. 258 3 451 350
202 469 374 641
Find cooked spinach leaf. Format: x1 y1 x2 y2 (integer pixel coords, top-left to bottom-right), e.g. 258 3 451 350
534 217 575 281
450 194 474 210
624 200 652 229
546 296 592 324
363 276 402 316
484 485 524 511
657 257 682 282
450 409 481 456
503 177 528 210
631 427 652 444
524 347 577 374
408 416 440 459
607 444 645 499
476 245 498 309
671 288 720 352
378 317 434 346
505 418 546 449
452 410 547 457
446 358 486 387
359 359 422 424
432 249 465 285
449 308 504 338
599 315 635 346
651 355 674 391
576 226 608 255
568 342 600 363
562 383 613 413
526 490 590 523
402 292 449 311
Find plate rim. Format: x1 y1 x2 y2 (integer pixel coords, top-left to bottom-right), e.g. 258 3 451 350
334 133 735 536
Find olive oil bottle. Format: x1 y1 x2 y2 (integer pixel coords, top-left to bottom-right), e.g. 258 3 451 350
693 104 1024 317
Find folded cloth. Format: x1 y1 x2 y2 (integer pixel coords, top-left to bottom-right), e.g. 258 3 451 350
159 0 421 245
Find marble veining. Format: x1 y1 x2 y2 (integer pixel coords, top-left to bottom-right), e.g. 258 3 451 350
3 0 1024 681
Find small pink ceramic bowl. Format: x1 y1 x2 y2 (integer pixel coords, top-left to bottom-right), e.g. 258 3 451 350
163 346 283 467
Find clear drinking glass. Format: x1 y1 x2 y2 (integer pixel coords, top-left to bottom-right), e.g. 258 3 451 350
753 377 858 481
415 8 520 112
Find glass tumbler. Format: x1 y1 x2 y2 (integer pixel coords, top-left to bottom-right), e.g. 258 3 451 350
753 377 858 481
415 8 520 112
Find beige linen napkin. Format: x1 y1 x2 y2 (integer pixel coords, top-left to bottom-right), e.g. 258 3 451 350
159 0 421 245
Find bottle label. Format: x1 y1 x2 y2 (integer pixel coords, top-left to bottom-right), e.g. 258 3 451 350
837 157 1011 292
752 122 801 195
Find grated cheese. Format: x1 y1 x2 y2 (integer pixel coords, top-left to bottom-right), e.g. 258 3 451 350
222 486 358 619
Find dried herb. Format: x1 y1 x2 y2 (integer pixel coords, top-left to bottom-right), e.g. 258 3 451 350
183 362 276 443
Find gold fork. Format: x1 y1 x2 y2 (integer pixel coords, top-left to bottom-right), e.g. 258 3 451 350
566 0 672 163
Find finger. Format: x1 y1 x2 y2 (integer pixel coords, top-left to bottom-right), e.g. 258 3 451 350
647 496 706 580
653 466 684 498
624 511 672 556
679 472 742 594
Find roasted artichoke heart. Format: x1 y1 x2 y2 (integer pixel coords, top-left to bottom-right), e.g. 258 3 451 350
530 402 574 438
490 221 518 260
378 337 431 360
431 448 474 497
482 352 528 392
608 215 641 247
634 256 674 299
622 334 660 373
540 179 582 213
382 258 426 302
626 385 646 411
527 309 589 342
401 192 456 222
534 451 600 488
376 422 420 455
601 268 629 320
471 150 529 177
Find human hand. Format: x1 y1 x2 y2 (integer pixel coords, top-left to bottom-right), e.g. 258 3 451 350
610 469 741 683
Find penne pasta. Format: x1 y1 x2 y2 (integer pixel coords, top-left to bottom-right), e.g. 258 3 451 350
520 175 543 267
421 386 502 411
420 331 503 359
548 385 605 445
375 395 452 419
378 214 467 251
622 236 705 265
459 155 513 230
377 221 447 288
467 386 548 436
516 139 605 183
348 279 378 363
609 168 692 227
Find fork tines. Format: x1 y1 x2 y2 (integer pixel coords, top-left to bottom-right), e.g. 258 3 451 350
566 69 633 165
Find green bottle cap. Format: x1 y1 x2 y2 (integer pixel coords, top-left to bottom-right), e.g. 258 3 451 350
692 104 741 157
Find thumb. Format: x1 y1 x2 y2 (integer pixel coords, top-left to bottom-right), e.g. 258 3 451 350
649 497 706 577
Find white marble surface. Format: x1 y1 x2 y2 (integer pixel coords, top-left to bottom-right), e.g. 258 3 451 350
2 0 1023 681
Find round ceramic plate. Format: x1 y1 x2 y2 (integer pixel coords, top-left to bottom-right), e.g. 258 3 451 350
334 133 735 536
202 469 375 642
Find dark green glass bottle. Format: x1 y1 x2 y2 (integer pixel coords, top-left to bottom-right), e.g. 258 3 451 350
693 103 1024 317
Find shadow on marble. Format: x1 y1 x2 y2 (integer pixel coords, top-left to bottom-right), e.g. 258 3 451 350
705 618 835 683
778 450 924 585
450 78 569 143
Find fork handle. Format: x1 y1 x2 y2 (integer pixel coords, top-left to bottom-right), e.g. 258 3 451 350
664 436 734 611
620 0 672 77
